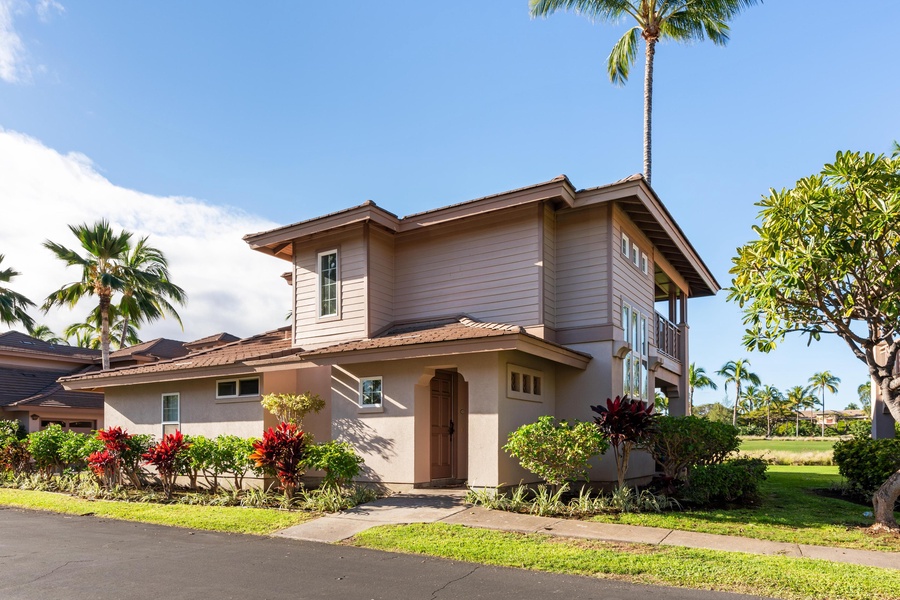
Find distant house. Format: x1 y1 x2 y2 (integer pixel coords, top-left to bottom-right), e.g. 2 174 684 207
799 409 868 427
0 331 214 434
63 174 719 489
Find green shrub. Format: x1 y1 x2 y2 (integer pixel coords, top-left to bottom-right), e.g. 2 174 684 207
736 424 765 436
216 435 256 490
503 416 608 487
27 424 68 476
0 419 25 446
683 457 767 506
305 441 364 488
120 434 153 488
833 436 900 501
647 416 740 483
59 431 103 470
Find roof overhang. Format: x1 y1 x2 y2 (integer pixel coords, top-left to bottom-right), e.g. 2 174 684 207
60 362 263 391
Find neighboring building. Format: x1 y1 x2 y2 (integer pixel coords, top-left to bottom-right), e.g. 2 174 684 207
0 331 207 433
798 409 868 427
63 174 719 489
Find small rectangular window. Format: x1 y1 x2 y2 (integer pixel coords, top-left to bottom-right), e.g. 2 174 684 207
621 233 630 257
640 252 648 275
318 249 339 318
632 242 640 266
510 371 520 392
522 374 532 395
359 377 383 407
532 376 542 396
217 378 260 399
162 393 180 437
507 364 544 402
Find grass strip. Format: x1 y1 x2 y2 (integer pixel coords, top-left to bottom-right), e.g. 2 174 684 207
590 466 900 552
0 488 311 534
352 523 900 600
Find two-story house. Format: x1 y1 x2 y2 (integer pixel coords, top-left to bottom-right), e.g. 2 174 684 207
62 174 718 489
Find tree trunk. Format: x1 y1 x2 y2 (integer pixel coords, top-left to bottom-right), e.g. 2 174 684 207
872 468 900 532
119 315 129 349
795 411 800 437
821 391 826 438
643 39 655 184
99 294 111 371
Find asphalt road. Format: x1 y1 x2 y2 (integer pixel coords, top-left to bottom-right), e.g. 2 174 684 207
0 507 770 600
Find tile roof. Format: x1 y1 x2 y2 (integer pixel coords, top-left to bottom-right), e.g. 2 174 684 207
61 327 294 383
109 338 190 361
0 331 99 361
184 332 240 349
0 366 103 410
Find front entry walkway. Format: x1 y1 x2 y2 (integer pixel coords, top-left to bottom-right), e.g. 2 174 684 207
274 493 900 570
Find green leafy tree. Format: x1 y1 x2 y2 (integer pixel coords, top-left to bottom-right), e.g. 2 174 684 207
694 402 731 424
261 392 325 428
43 221 182 369
529 0 759 184
729 149 900 531
0 254 35 331
785 385 815 437
809 371 841 438
688 363 718 412
25 323 66 344
716 359 760 428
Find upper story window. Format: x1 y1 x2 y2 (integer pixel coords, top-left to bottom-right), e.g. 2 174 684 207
621 302 649 401
216 377 260 399
621 232 650 278
317 249 339 319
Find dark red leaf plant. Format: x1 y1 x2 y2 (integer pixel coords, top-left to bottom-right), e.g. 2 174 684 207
91 426 132 489
142 430 191 500
591 395 657 489
250 422 307 500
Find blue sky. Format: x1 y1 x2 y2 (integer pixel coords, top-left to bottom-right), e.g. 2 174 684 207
2 1 897 410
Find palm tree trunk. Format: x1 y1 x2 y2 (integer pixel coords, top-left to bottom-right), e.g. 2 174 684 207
795 410 799 437
732 382 741 428
119 315 129 349
766 402 771 437
821 390 825 438
643 38 655 185
99 295 111 371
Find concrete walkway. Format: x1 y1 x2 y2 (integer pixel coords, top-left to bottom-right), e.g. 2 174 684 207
275 492 900 570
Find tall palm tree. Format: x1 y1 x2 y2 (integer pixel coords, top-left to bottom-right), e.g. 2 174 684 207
25 323 66 345
529 0 760 184
116 236 186 348
785 385 815 437
758 384 782 438
717 359 760 428
858 381 872 415
809 371 840 438
0 254 35 331
43 221 181 370
64 304 142 350
689 362 718 412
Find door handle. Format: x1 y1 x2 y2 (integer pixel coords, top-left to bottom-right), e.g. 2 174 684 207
448 419 455 437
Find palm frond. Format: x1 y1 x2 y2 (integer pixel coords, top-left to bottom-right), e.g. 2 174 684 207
607 26 640 84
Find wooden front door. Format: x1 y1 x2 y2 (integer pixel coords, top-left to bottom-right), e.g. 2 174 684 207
430 372 454 480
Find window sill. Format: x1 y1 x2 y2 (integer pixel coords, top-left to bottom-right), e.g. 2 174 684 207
215 395 261 405
358 405 384 414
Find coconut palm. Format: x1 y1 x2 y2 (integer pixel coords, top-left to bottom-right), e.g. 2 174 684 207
785 385 815 437
758 384 782 438
25 324 66 344
64 304 142 350
0 255 35 331
858 381 872 415
115 236 186 348
43 221 180 370
689 363 718 412
809 371 840 438
529 0 760 184
717 359 760 428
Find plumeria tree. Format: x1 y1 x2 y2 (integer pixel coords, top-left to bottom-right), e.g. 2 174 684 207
730 149 900 531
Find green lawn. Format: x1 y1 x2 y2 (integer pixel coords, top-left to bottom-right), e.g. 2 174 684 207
740 438 836 453
589 465 898 551
0 488 312 534
351 523 900 600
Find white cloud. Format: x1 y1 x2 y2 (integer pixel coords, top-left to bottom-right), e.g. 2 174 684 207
35 0 63 22
0 0 26 83
0 128 292 343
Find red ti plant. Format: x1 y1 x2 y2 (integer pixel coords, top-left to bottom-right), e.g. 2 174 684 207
250 422 307 499
88 449 118 489
142 431 190 500
591 395 657 489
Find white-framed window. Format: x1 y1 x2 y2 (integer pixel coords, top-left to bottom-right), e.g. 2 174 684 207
621 233 630 258
359 377 383 408
216 377 260 399
507 364 543 402
317 249 339 319
631 242 640 266
621 302 649 401
162 393 180 436
640 252 649 275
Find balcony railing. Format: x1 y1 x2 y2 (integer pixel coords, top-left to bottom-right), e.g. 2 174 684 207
656 312 682 361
